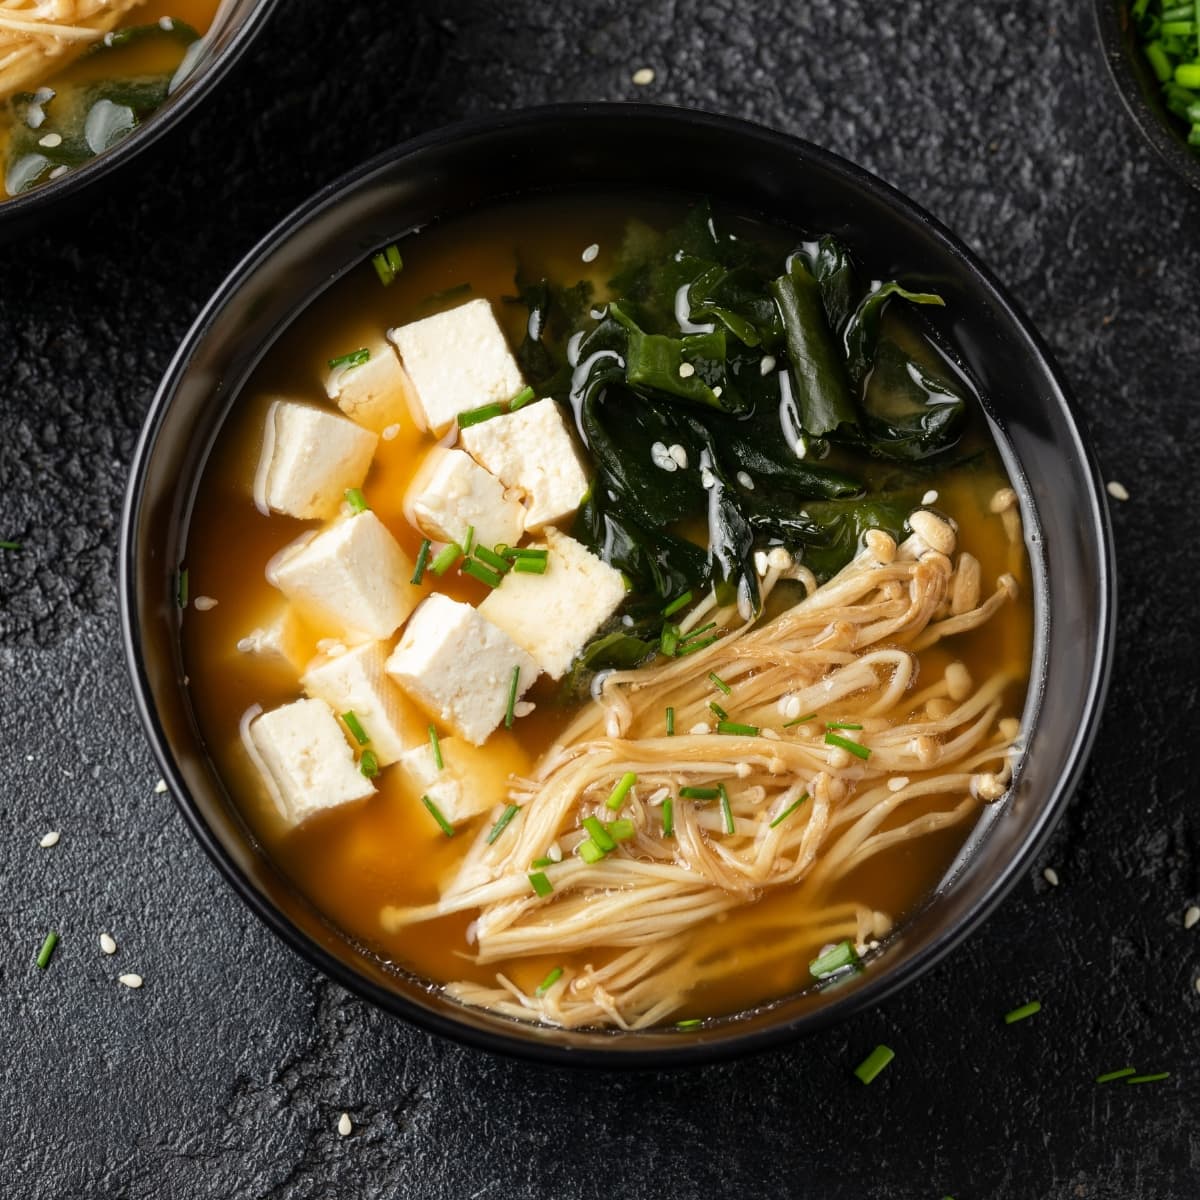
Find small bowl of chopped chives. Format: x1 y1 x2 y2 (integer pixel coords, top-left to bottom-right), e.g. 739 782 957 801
1096 0 1200 189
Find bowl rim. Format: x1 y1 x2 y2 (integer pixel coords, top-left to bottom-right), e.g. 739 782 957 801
119 102 1117 1068
1095 0 1200 191
0 0 280 226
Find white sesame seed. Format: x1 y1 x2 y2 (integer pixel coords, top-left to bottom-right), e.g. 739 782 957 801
581 243 599 263
512 701 536 718
650 441 678 472
193 596 218 611
678 362 696 379
888 776 909 792
689 722 711 735
760 727 780 741
668 444 688 468
39 830 60 848
158 16 174 30
118 973 143 989
621 614 634 626
783 696 802 720
699 467 716 490
759 355 776 376
381 423 401 441
1106 480 1129 502
736 471 755 490
48 165 68 180
1184 905 1200 930
712 385 723 397
99 933 117 955
337 1112 352 1137
631 67 656 86
1043 867 1059 887
154 779 168 794
38 132 62 148
1195 977 1200 995
921 489 938 505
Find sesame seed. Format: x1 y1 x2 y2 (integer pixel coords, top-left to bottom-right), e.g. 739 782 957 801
158 15 174 29
712 385 723 397
888 776 909 792
154 779 168 794
581 243 599 263
513 700 536 718
759 355 776 376
118 973 143 989
678 362 696 379
1043 867 1059 887
699 467 716 490
689 722 711 735
381 423 401 441
99 933 117 955
337 1112 352 1137
38 132 62 148
783 696 802 720
668 444 688 468
1106 480 1129 502
650 441 678 472
736 470 755 490
1196 977 1200 995
631 67 655 86
39 830 60 848
193 596 218 611
921 489 938 505
1185 906 1200 930
48 166 68 180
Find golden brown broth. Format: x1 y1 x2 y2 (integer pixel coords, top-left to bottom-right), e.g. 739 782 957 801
181 197 1034 1022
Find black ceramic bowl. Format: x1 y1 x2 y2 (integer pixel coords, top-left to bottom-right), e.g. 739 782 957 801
0 0 278 236
120 104 1115 1067
1096 0 1200 190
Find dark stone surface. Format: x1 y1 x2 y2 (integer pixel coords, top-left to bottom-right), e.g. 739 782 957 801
2 1 1197 1196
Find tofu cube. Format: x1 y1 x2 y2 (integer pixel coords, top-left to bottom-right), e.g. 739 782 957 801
268 511 422 640
479 527 626 680
395 735 525 825
458 398 589 530
247 698 374 828
254 400 377 520
387 298 524 434
405 447 525 551
325 343 417 434
385 594 538 746
300 642 421 766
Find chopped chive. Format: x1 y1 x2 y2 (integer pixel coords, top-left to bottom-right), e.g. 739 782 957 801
462 557 503 588
665 706 676 736
578 838 605 864
530 855 555 869
430 542 461 576
35 930 59 969
176 566 188 608
784 713 817 727
504 665 521 729
411 538 432 584
1096 1067 1137 1084
1125 1072 1171 1085
342 711 369 746
853 1044 895 1085
679 621 717 643
344 487 369 513
718 783 735 834
680 786 720 800
508 385 536 411
769 791 810 829
605 771 638 811
512 556 548 575
371 244 403 285
676 635 719 657
825 721 862 731
824 731 871 759
0 540 20 550
359 749 379 779
609 818 636 841
675 1018 702 1029
708 701 728 720
473 544 510 573
486 803 519 845
582 816 615 853
428 724 443 770
717 721 759 737
662 590 693 617
457 401 505 428
660 623 680 657
385 244 402 273
809 939 860 979
421 794 455 837
503 547 549 561
463 524 475 556
662 797 675 837
535 966 563 995
327 348 370 371
1004 1001 1042 1025
528 871 553 897
708 671 731 695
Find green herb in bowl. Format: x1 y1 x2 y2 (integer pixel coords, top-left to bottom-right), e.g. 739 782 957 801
1132 0 1200 146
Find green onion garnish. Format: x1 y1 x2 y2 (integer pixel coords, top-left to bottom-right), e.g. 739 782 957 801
824 731 870 759
582 816 615 853
512 556 548 575
502 547 549 561
462 557 503 588
783 713 817 727
679 786 720 800
328 348 370 371
0 540 20 551
578 838 605 864
769 791 809 829
660 624 680 656
605 771 637 811
504 665 521 729
430 542 461 576
176 566 188 608
411 538 432 584
1096 1067 1137 1084
535 966 563 995
528 871 553 897
473 544 510 574
530 855 555 869
463 524 475 556
718 783 734 835
665 706 675 736
428 724 443 770
372 244 403 285
676 635 719 657
344 487 369 513
342 711 369 746
825 721 862 730
708 701 728 720
1003 1001 1042 1025
853 1044 895 1085
457 401 505 428
1125 1072 1171 1085
609 818 636 842
708 671 731 695
359 749 379 779
35 930 59 969
421 794 455 837
508 385 536 411
679 621 717 643
662 797 675 837
662 590 693 617
717 721 759 737
809 939 860 979
486 804 519 845
675 1018 703 1029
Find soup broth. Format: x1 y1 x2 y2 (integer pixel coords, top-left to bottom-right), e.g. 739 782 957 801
181 195 1033 1027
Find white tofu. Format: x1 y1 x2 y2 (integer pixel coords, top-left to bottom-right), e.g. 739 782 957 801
387 298 524 434
385 594 538 746
253 400 377 520
478 527 626 680
267 511 421 640
396 735 530 828
458 398 589 530
246 698 374 828
235 605 310 674
300 642 420 766
325 343 416 434
405 447 525 552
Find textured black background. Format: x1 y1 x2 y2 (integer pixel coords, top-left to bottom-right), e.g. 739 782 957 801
2 2 1198 1197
